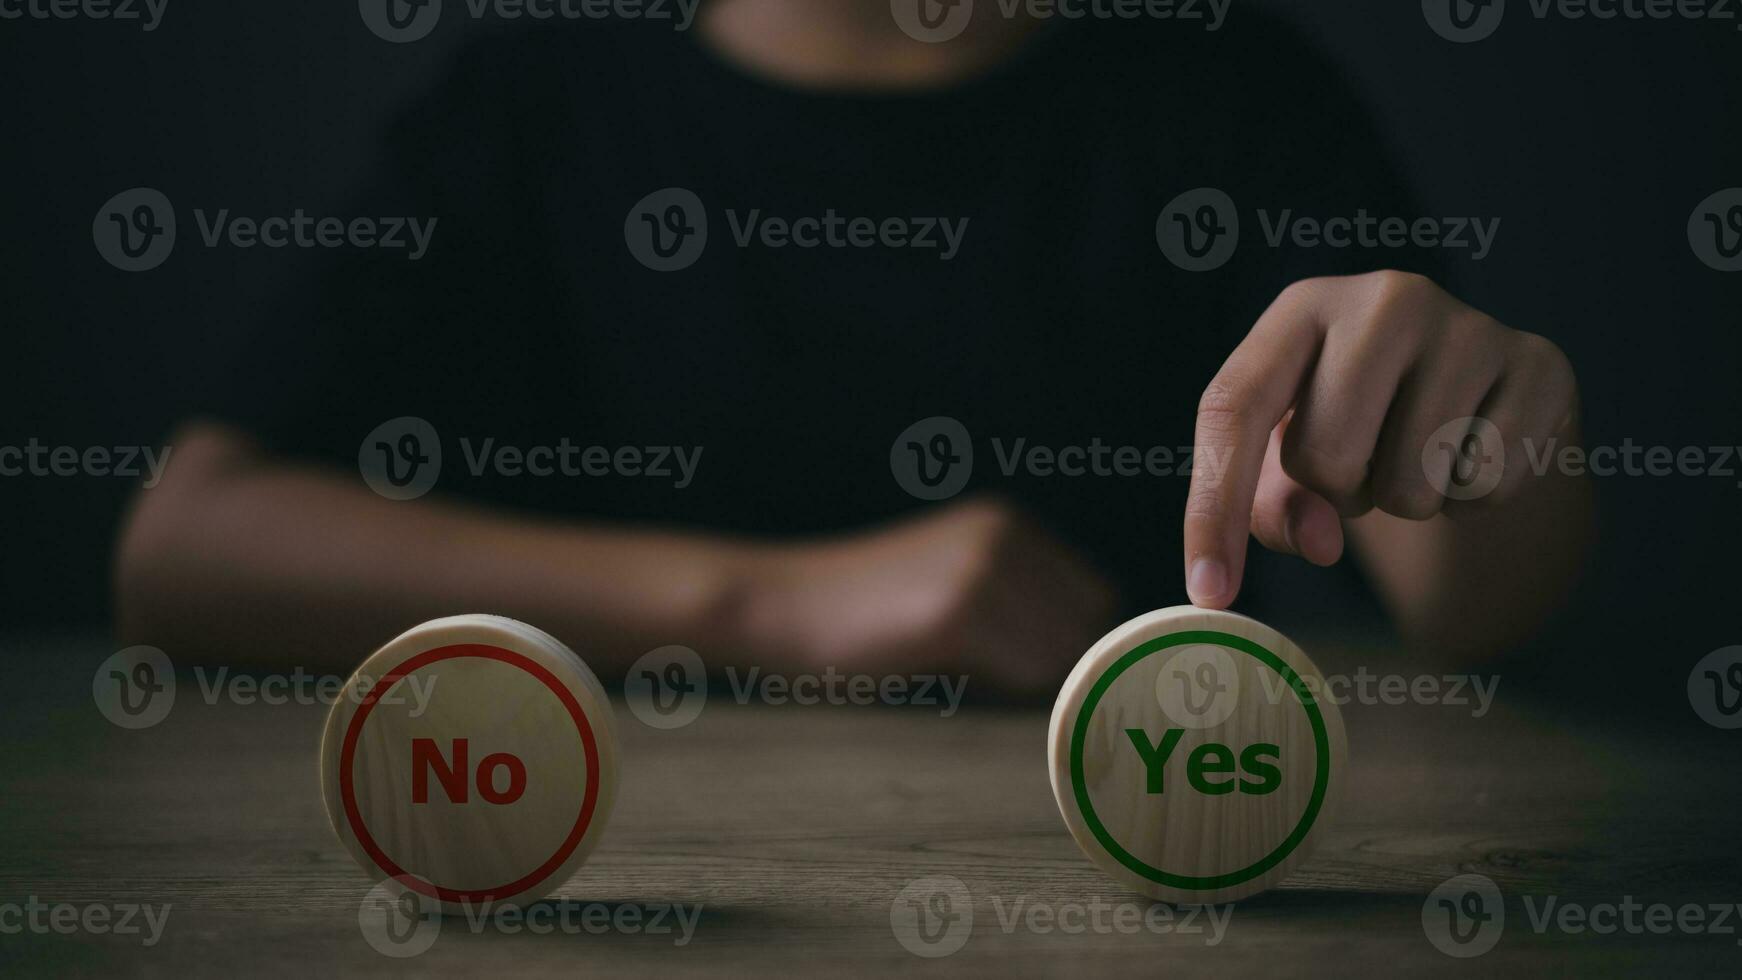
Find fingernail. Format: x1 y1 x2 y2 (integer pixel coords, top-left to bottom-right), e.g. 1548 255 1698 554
1188 558 1228 607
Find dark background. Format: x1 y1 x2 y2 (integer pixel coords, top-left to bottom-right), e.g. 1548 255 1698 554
3 1 1738 710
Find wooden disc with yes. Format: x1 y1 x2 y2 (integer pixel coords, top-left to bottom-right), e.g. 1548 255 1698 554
1048 606 1347 904
320 614 618 912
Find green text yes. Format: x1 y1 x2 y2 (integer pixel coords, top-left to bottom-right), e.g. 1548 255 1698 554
1124 728 1280 796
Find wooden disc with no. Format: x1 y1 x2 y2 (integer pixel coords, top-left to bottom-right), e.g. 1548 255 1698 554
320 614 618 912
1048 606 1347 904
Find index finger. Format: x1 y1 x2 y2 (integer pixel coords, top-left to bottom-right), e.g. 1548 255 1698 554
1184 283 1331 608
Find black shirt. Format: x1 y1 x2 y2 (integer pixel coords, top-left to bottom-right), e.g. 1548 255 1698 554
211 13 1429 622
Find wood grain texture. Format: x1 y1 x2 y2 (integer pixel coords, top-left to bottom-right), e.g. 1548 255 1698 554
319 615 619 913
1048 608 1348 904
1 633 1740 977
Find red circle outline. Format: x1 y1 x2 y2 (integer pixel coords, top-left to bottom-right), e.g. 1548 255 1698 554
338 643 602 904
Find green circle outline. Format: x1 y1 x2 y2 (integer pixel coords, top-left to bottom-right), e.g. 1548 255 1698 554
1069 629 1331 890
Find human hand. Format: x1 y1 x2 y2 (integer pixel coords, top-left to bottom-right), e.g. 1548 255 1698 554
1184 270 1579 608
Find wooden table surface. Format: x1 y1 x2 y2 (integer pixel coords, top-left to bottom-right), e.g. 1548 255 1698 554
3 634 1739 977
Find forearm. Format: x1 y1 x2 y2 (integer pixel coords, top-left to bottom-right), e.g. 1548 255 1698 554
114 423 784 677
1348 459 1595 662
